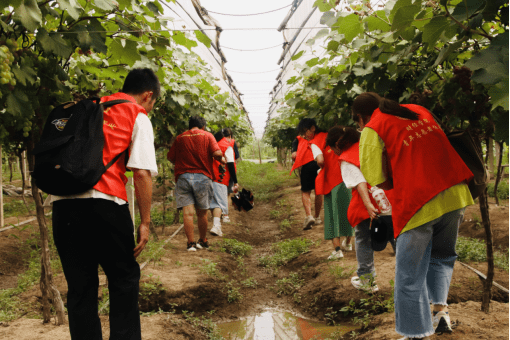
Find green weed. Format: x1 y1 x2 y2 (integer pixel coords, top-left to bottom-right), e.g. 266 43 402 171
259 238 314 273
137 239 167 266
456 236 509 271
236 162 296 201
328 264 356 281
224 281 243 303
139 274 165 301
216 238 253 257
487 180 509 200
279 219 292 231
275 272 304 296
199 259 221 278
269 209 280 219
241 277 258 288
181 310 223 340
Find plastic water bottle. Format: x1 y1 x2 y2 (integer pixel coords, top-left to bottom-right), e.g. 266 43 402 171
370 186 392 215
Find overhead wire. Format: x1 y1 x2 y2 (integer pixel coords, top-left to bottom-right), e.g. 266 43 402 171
222 43 283 51
47 27 331 34
206 5 292 16
228 68 281 74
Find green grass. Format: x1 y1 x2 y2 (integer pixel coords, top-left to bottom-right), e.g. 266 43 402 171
236 161 296 201
0 224 63 322
328 264 356 281
275 272 304 296
456 236 509 271
259 238 314 271
3 198 35 218
215 238 253 257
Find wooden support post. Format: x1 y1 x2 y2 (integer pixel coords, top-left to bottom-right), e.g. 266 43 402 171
127 177 135 224
0 145 3 227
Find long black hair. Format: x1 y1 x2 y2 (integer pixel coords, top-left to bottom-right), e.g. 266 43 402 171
351 92 418 123
213 130 224 142
296 118 325 136
326 126 360 151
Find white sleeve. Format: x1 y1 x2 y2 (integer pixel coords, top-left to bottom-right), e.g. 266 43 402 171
311 144 323 159
225 146 235 163
341 161 367 190
126 113 158 177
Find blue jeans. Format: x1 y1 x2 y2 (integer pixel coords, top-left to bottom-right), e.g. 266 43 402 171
355 216 396 278
394 208 466 338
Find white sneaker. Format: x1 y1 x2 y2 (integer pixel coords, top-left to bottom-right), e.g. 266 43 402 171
222 215 231 223
303 215 315 230
433 311 453 333
327 250 344 260
351 276 379 293
314 217 322 225
210 225 223 237
341 239 353 251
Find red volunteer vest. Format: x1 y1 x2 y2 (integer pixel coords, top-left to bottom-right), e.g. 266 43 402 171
315 146 343 195
365 104 473 238
212 137 235 185
290 132 327 174
339 142 395 228
93 93 147 202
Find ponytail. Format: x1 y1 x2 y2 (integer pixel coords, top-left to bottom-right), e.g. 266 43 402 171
352 92 418 122
326 126 360 151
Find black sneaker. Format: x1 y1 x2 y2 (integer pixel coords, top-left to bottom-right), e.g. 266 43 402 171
187 242 197 252
196 238 209 249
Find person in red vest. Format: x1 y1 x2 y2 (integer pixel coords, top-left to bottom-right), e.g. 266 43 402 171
355 92 474 339
49 68 160 340
210 128 239 237
168 116 224 251
312 128 353 260
290 118 325 230
326 126 396 293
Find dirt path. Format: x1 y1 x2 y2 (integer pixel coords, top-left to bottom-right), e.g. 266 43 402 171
0 173 508 339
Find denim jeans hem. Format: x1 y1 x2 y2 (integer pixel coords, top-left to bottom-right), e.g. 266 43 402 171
396 329 434 339
430 300 448 306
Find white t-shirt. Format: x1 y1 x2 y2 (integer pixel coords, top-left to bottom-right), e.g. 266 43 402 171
225 146 235 163
311 144 322 159
340 160 367 190
45 113 158 206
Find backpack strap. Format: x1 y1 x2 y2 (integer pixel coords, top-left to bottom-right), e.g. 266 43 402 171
101 99 131 107
105 148 129 171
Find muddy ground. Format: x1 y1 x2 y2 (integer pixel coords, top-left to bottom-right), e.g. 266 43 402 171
0 172 508 339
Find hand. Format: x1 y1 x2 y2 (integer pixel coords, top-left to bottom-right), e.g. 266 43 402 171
232 183 239 193
291 152 297 161
365 203 379 220
220 156 227 165
133 223 150 258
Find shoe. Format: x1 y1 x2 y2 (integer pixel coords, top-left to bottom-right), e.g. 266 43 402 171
187 242 197 252
210 224 223 237
433 311 453 333
303 216 315 230
342 239 353 251
196 238 209 250
327 250 344 260
222 215 231 223
351 276 379 293
314 217 322 225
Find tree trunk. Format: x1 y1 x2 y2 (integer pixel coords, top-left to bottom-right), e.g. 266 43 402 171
493 141 504 206
26 142 66 325
18 150 31 213
8 155 14 183
486 138 494 179
479 186 494 313
0 145 3 227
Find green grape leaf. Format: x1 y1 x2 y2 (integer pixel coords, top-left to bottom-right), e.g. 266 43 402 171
195 30 211 48
93 0 116 11
314 0 333 12
14 0 42 32
365 11 391 32
389 0 412 22
292 50 305 61
57 0 81 20
0 0 22 9
489 81 509 111
11 62 37 86
6 90 30 116
109 39 141 65
471 62 507 85
336 14 363 43
306 58 319 67
422 16 449 48
492 109 509 144
36 28 73 58
391 4 420 31
172 32 197 51
451 0 485 21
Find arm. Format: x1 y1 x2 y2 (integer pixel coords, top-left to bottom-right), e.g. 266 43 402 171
310 144 324 168
212 150 226 164
356 182 379 219
227 162 238 192
291 138 298 161
132 169 152 258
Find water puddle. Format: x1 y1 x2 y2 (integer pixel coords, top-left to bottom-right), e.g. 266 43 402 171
217 309 358 340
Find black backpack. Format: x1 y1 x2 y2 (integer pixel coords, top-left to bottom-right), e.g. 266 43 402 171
33 97 130 195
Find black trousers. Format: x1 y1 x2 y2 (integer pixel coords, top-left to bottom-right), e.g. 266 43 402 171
53 199 141 340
